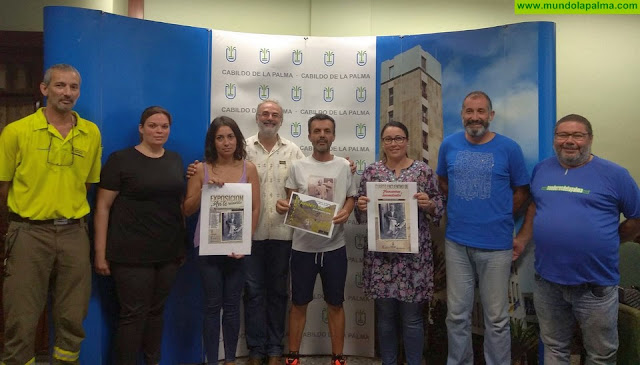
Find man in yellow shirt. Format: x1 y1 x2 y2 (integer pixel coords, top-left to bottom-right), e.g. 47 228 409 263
0 64 102 365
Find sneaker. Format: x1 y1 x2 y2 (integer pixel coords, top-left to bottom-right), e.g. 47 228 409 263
284 353 300 365
331 354 347 365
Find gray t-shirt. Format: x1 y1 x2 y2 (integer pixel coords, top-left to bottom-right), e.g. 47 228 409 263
285 155 356 252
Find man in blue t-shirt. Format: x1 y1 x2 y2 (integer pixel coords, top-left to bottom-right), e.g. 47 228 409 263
514 114 640 364
436 91 530 365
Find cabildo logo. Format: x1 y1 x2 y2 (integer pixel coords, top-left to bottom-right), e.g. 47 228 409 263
323 87 334 102
290 122 302 138
355 159 367 175
226 46 237 62
355 310 366 326
356 87 366 103
291 86 302 102
225 83 237 99
292 49 303 65
356 50 367 66
258 85 270 100
355 272 363 288
259 48 270 64
324 51 335 66
355 123 366 139
322 308 329 324
354 233 366 249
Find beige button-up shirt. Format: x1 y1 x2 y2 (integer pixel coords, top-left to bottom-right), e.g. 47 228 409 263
246 134 305 241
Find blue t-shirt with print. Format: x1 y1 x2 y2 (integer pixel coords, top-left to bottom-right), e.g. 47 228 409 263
532 156 640 286
436 131 530 250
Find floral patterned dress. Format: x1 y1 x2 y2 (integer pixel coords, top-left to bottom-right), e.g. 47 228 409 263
355 160 444 303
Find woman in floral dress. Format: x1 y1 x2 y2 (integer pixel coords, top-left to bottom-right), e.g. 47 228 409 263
354 121 444 365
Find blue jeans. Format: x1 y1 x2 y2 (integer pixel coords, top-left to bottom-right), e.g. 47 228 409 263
375 298 424 365
198 255 245 364
534 274 618 365
444 239 512 365
243 239 292 358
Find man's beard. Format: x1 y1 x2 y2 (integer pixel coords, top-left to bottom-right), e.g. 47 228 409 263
556 144 591 167
465 120 488 138
258 123 280 138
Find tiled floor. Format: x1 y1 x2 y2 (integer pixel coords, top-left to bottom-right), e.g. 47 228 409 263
34 353 583 364
37 356 383 365
226 356 382 365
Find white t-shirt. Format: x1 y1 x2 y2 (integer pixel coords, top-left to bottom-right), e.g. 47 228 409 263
285 154 356 252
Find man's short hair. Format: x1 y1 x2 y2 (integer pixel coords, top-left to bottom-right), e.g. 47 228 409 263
308 113 335 133
42 64 82 86
462 90 492 112
256 99 284 122
555 114 593 135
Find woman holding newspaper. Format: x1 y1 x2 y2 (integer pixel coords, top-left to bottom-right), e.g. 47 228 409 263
354 121 444 365
184 116 260 365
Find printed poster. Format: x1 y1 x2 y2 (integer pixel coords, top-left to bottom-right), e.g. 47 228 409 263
366 182 418 253
199 183 252 255
284 192 337 238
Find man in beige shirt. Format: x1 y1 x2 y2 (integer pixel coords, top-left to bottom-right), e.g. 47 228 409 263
244 100 304 365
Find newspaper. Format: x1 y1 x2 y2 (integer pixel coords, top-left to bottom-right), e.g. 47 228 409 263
284 192 337 238
198 183 252 255
366 182 419 253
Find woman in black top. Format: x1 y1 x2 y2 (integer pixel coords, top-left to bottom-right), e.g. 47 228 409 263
94 106 185 365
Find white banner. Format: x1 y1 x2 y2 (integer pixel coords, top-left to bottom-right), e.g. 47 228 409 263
211 30 376 174
211 30 377 358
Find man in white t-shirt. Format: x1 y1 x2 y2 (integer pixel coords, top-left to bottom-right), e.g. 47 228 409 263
276 114 356 365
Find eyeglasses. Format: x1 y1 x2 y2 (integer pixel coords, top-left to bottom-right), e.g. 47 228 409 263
554 132 590 142
47 130 75 166
382 136 407 145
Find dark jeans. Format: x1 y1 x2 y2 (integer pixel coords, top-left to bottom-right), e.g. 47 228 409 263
376 298 425 365
243 240 292 358
111 260 179 365
198 255 245 364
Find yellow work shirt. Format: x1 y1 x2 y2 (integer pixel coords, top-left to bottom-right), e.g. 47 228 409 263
0 108 102 220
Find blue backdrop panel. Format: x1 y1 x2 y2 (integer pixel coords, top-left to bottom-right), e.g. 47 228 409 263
537 22 556 160
44 6 210 364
